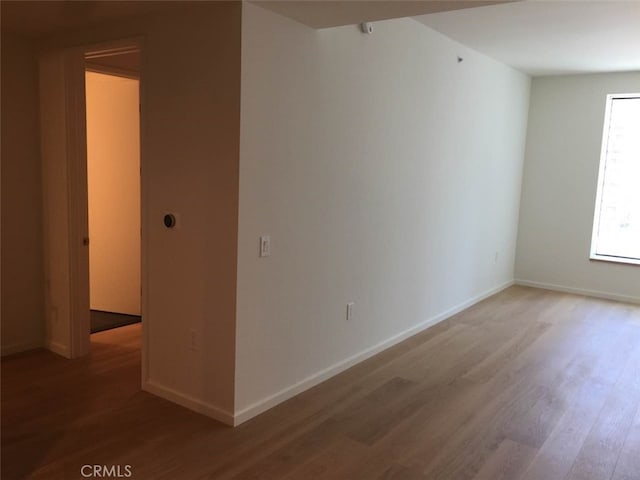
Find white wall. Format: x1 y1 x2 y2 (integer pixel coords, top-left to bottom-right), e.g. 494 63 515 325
1 34 45 355
43 2 241 421
86 71 141 316
516 72 640 303
236 3 531 420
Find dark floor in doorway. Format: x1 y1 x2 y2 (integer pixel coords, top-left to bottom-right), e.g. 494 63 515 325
90 310 141 333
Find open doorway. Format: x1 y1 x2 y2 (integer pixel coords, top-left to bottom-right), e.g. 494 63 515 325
39 38 146 361
84 49 141 334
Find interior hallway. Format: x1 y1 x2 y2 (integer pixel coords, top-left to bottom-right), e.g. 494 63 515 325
2 286 639 480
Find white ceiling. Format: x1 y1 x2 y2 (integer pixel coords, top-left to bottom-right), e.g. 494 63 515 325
416 0 640 76
253 1 513 29
3 0 637 76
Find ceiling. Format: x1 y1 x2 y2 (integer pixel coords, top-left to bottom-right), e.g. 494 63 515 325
3 0 637 76
415 0 640 76
1 0 513 38
0 1 190 39
252 1 513 28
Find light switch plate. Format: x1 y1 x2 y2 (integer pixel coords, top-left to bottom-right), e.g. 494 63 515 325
260 235 271 257
346 302 354 321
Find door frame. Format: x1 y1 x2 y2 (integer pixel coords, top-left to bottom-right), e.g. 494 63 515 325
39 36 148 382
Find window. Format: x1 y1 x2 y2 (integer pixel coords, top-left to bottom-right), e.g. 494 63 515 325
590 93 640 265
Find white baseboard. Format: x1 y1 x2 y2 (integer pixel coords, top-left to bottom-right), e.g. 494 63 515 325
515 279 640 305
233 279 514 425
143 379 235 426
1 339 43 357
46 340 70 358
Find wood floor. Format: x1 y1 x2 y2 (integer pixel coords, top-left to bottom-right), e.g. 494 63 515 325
2 286 640 480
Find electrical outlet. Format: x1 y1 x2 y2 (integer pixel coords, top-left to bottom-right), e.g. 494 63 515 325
346 302 354 321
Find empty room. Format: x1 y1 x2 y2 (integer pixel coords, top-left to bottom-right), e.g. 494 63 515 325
1 1 638 479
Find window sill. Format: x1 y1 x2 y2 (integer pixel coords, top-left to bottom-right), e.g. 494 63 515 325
590 254 640 266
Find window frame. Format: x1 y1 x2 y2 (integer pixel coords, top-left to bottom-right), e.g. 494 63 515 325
590 92 640 266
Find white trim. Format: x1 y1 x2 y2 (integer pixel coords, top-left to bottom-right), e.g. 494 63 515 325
85 44 139 60
590 93 616 260
142 380 234 426
66 47 92 358
38 47 90 359
85 62 139 80
589 93 640 264
515 279 640 305
1 340 44 357
139 39 149 392
590 254 640 266
233 280 514 425
46 339 71 358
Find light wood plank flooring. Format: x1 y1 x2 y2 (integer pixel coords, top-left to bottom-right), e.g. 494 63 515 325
2 286 640 479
